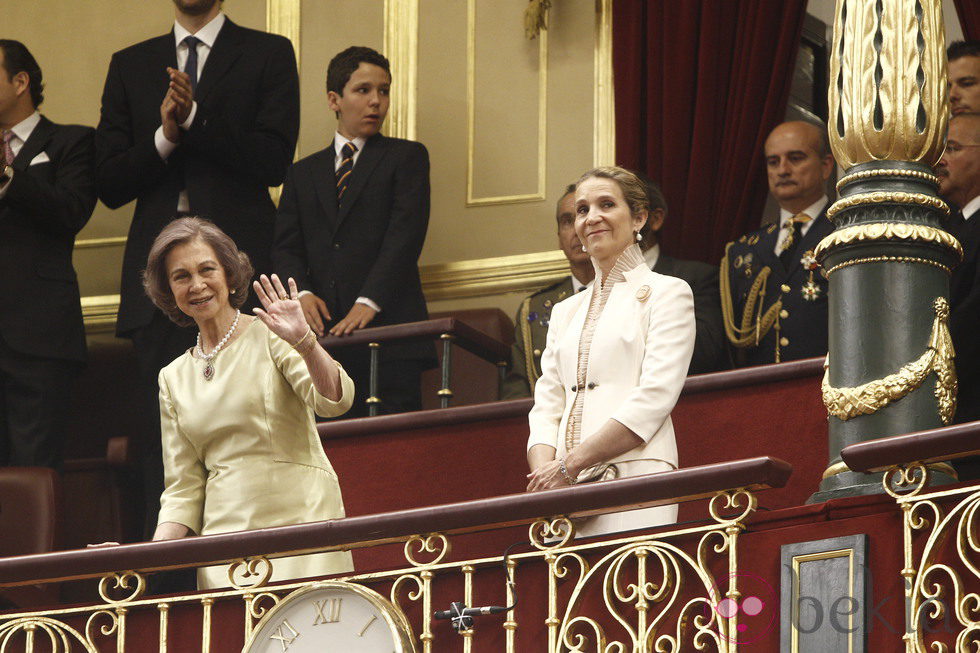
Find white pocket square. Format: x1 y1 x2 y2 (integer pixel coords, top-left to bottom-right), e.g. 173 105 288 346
29 152 50 166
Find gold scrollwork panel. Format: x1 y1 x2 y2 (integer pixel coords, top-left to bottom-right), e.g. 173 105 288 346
884 473 980 650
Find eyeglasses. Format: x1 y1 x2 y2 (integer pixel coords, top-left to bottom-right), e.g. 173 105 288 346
944 142 980 154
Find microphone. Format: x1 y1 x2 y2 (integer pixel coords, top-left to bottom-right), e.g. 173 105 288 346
433 603 510 620
433 601 511 632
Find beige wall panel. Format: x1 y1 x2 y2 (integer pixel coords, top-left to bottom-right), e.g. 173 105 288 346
469 0 543 200
296 0 384 159
418 0 594 267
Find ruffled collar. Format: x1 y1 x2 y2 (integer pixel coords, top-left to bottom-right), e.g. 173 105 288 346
593 243 645 287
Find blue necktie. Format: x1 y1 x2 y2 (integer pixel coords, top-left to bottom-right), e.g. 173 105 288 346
182 36 201 90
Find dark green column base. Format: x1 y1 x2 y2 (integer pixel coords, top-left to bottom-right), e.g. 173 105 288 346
808 468 959 504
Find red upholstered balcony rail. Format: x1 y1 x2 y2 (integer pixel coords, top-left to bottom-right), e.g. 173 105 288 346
0 456 790 588
315 357 826 439
840 420 980 472
317 317 510 364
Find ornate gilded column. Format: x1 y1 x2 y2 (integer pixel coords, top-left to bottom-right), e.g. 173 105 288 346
812 0 961 501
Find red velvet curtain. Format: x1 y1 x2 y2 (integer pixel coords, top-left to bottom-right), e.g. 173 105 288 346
953 0 980 41
613 0 808 264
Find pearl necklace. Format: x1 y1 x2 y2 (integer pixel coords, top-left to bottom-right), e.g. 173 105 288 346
195 309 241 381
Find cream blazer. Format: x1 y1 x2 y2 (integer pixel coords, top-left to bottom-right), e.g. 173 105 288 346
527 263 695 537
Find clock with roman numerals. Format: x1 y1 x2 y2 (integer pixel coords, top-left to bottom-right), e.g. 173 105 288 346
243 581 416 652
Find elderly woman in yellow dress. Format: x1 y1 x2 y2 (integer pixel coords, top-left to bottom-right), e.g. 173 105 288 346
143 217 355 589
526 167 696 537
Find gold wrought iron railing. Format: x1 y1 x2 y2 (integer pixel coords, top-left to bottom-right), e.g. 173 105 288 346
0 457 791 652
841 420 980 652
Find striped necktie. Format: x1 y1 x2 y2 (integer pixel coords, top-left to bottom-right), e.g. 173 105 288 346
1 130 14 166
336 141 357 203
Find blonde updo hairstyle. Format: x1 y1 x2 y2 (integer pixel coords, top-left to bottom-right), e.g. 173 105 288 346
575 166 651 237
142 216 254 327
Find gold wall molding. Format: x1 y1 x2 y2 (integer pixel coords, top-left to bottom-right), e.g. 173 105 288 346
266 0 300 64
815 223 963 260
383 0 419 141
75 236 127 250
821 298 957 424
593 0 615 167
465 0 548 206
83 250 571 332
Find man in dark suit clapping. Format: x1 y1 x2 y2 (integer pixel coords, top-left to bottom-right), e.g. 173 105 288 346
0 40 96 469
95 0 299 533
273 46 434 417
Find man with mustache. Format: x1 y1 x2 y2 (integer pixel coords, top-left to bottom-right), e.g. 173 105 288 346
937 112 980 427
949 41 980 117
95 0 299 537
720 121 835 366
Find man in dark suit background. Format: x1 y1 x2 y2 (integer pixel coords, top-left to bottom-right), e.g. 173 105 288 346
274 46 434 417
95 0 299 534
937 111 980 426
0 40 96 468
721 121 835 366
640 177 727 374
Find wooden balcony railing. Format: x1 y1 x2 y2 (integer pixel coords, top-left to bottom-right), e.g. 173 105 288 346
0 456 791 589
319 317 511 415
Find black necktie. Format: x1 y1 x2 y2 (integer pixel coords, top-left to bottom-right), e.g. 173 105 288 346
182 36 201 90
336 141 357 203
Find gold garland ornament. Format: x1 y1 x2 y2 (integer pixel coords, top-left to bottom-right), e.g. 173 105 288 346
822 297 957 424
524 0 552 39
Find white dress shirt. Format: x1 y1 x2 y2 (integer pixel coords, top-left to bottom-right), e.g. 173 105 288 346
333 133 366 170
154 12 227 212
0 111 42 197
570 274 592 294
773 195 829 256
961 195 980 221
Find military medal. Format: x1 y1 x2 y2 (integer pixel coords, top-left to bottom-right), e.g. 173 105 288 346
800 250 818 271
802 280 821 301
800 250 822 301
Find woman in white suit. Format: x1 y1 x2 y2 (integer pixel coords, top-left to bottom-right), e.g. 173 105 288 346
526 167 695 537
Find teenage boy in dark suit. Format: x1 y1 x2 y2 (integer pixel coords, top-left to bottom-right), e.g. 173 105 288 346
274 46 434 417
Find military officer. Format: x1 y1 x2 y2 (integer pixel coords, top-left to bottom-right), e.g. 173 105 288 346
500 185 593 399
721 121 836 366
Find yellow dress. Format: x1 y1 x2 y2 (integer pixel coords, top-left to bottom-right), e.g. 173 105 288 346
157 319 355 589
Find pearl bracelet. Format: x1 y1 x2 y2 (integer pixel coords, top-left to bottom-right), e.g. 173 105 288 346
558 458 576 485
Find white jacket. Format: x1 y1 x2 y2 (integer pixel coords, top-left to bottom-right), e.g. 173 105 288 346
527 262 695 536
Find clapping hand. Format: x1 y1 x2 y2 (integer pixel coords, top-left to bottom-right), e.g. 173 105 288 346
165 68 195 124
252 274 310 345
